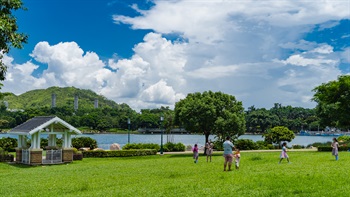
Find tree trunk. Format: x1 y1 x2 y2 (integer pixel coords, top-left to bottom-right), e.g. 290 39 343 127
204 132 210 155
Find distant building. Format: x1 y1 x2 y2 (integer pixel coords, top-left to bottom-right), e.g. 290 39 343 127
94 98 98 108
51 94 56 108
74 95 79 111
3 101 8 108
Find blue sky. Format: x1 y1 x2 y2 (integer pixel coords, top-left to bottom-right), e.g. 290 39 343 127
2 0 350 111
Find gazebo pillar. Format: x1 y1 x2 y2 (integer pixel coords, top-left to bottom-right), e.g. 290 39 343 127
15 135 26 163
29 132 43 165
62 130 73 163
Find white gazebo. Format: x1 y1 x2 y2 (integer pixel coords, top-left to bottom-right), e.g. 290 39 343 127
8 116 81 165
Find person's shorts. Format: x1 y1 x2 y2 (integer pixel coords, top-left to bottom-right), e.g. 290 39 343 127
224 154 233 163
206 149 213 155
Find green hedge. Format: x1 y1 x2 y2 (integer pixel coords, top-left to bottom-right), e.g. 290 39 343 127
234 139 258 150
163 142 185 152
317 146 349 151
123 143 160 150
72 137 98 150
0 148 14 162
82 149 157 157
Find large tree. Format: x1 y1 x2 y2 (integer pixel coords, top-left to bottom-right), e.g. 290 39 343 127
0 0 28 84
174 91 246 144
245 108 279 133
312 75 350 129
263 126 295 146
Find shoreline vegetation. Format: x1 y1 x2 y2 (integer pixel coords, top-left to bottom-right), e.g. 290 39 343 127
2 129 350 136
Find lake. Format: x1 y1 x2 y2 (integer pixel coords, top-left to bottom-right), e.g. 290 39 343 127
0 133 337 150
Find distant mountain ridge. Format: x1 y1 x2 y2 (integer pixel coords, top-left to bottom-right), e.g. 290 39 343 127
2 86 121 110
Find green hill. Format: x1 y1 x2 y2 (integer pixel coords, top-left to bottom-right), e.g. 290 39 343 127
2 86 122 110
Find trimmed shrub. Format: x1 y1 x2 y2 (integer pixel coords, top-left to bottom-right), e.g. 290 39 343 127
256 140 269 150
123 143 160 151
0 148 14 162
234 139 258 150
82 149 157 157
317 146 349 151
72 137 97 150
309 142 331 148
40 138 63 149
0 137 17 152
163 142 185 152
266 144 275 150
292 145 304 149
337 135 350 142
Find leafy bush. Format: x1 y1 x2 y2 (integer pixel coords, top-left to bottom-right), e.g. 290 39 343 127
309 142 331 148
292 144 304 149
0 137 17 152
255 140 269 150
72 148 83 160
266 144 275 150
40 138 63 149
338 135 350 142
123 143 160 151
72 137 98 150
83 149 157 157
0 148 14 162
163 142 185 152
234 139 258 150
213 140 223 151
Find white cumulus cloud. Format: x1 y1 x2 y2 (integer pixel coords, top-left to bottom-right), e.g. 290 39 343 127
2 0 350 111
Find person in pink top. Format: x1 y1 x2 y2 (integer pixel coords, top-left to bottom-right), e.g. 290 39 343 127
279 142 290 164
192 144 199 163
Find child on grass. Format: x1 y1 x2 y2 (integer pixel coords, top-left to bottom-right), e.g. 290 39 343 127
192 144 199 163
205 140 214 162
279 142 290 164
331 138 339 161
234 148 241 169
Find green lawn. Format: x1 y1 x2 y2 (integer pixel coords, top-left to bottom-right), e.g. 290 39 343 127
1 151 349 197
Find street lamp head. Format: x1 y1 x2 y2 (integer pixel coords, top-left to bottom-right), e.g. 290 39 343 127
160 116 164 122
127 118 130 124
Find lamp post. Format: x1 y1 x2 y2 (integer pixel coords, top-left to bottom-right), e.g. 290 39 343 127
127 118 131 144
160 115 164 155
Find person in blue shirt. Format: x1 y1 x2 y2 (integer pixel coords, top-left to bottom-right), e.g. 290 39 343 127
223 136 234 171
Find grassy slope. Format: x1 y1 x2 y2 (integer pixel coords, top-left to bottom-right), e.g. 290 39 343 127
0 151 349 196
2 86 120 109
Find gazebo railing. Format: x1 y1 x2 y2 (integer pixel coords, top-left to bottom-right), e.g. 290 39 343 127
22 149 30 164
43 149 62 164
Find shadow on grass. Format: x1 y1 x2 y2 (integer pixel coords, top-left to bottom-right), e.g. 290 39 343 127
6 161 77 168
7 162 37 168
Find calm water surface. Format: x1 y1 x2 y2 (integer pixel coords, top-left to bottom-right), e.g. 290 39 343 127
1 133 336 150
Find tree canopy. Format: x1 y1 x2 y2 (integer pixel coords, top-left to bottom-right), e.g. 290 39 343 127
263 126 295 146
0 0 28 83
174 91 246 143
312 75 350 129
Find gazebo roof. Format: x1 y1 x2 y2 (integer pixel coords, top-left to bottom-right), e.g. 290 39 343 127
8 116 81 135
